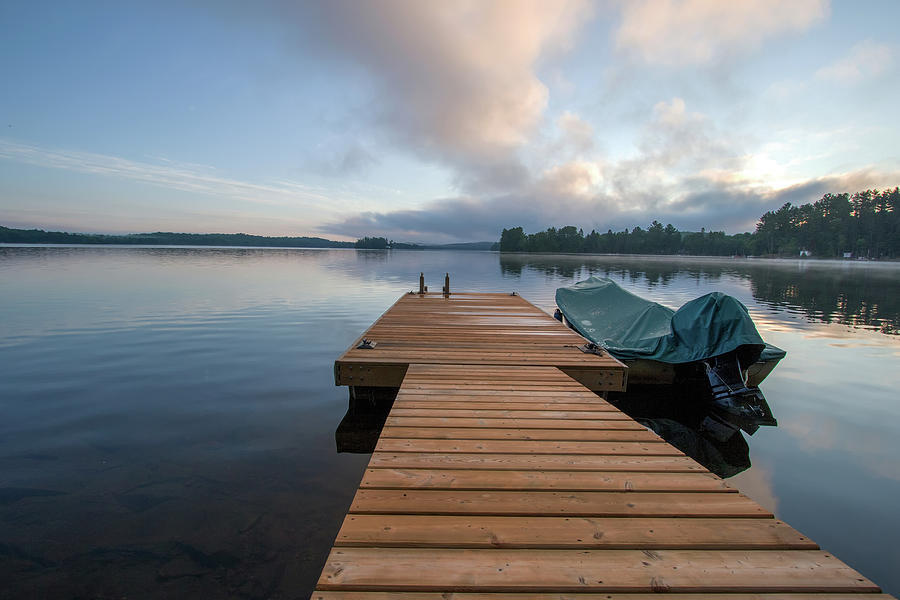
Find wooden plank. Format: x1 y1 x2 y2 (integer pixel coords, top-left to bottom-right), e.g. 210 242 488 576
404 366 588 376
342 358 611 367
402 376 589 384
342 350 604 359
317 548 880 593
376 439 681 455
392 401 621 411
407 364 580 371
341 351 602 360
385 416 638 428
404 368 587 376
350 490 770 517
408 373 591 381
400 383 590 390
314 593 894 600
359 468 732 492
404 370 601 378
394 390 604 398
388 409 633 420
334 515 817 549
379 427 655 441
367 452 708 472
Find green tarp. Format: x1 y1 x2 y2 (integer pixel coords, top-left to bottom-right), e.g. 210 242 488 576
555 277 786 364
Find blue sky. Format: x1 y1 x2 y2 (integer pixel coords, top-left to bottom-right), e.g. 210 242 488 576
1 0 898 242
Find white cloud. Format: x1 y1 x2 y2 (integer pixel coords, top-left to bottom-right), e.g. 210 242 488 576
537 160 603 198
283 0 593 192
0 139 340 213
321 92 900 241
763 79 808 102
815 40 894 84
321 162 900 243
555 111 595 155
618 97 741 188
616 0 829 65
652 97 690 126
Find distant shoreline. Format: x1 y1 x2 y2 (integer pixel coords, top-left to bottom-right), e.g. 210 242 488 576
0 226 496 251
0 225 354 249
4 243 899 265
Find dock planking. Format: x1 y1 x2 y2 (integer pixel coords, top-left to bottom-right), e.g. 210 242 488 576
334 292 628 391
313 290 890 598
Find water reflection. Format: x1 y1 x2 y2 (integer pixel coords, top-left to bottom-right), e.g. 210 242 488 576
500 254 900 334
335 388 396 453
2 247 899 598
748 263 900 334
333 384 762 477
609 385 758 478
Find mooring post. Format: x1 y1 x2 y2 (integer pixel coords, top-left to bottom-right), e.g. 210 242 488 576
418 272 426 294
443 272 451 296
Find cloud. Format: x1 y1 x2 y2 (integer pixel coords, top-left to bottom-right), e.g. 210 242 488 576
321 164 900 243
604 97 743 210
320 93 900 242
815 40 894 84
318 195 533 244
537 160 602 198
555 111 595 156
281 0 593 193
0 138 339 212
728 463 779 514
307 141 379 176
624 167 900 232
0 203 324 237
616 0 829 65
315 99 771 240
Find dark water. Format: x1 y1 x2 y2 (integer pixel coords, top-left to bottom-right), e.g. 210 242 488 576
1 246 899 599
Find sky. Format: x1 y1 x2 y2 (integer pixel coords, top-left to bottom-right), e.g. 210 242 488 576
1 0 898 243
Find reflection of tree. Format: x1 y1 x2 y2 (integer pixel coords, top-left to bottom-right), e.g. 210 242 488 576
499 255 730 284
500 254 900 336
355 249 390 263
499 255 585 279
748 266 900 335
499 258 523 277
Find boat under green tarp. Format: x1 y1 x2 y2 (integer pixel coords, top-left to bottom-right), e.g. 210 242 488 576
555 276 785 373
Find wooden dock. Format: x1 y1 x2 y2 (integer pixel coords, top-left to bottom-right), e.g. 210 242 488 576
335 292 627 392
314 290 890 598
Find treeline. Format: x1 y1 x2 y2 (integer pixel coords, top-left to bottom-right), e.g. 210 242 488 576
355 237 426 249
500 223 753 256
355 236 391 249
500 188 900 258
756 188 899 257
0 226 355 248
354 237 498 250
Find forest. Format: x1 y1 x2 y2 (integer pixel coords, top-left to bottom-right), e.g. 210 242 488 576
0 227 354 248
500 188 900 258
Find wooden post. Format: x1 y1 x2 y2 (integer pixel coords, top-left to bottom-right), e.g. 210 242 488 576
443 272 450 296
418 272 425 294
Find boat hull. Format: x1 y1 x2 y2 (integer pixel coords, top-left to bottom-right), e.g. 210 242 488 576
623 355 782 386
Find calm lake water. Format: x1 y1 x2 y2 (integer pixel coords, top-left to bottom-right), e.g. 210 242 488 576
1 246 899 599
